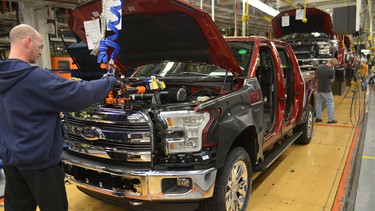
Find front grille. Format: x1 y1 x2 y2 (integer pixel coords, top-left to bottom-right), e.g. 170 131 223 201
291 45 314 60
65 116 150 131
63 109 153 163
66 134 150 150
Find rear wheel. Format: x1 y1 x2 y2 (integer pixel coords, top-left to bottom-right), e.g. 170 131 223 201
197 147 252 211
294 104 314 144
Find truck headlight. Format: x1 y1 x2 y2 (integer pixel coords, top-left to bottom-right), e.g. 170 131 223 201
317 42 331 55
159 111 210 154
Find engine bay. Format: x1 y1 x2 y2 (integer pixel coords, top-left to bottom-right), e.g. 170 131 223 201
101 61 241 110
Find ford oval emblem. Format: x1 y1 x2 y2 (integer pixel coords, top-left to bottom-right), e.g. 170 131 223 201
80 127 104 141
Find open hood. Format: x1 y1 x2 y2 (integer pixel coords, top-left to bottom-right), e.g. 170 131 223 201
272 8 334 38
69 0 243 76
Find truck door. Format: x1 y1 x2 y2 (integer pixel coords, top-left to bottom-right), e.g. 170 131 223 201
277 47 294 122
255 43 285 145
256 46 275 134
276 46 299 133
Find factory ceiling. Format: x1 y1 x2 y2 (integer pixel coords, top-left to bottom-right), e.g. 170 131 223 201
0 0 372 52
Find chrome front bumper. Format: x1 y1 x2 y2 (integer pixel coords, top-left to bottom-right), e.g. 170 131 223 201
299 58 331 70
62 151 217 201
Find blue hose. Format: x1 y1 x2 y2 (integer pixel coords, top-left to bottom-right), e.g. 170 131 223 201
97 0 124 75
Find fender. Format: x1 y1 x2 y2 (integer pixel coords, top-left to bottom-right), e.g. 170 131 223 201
296 69 316 124
298 81 315 124
197 78 263 169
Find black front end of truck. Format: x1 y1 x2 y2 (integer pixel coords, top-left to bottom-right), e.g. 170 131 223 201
61 71 264 205
62 99 218 200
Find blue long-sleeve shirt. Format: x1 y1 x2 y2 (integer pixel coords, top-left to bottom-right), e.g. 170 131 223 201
0 59 117 170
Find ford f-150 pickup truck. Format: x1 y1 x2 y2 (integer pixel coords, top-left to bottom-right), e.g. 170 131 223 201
272 8 345 70
61 0 316 210
272 8 349 95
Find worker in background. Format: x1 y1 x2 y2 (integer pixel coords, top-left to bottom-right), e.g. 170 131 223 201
315 58 338 124
0 24 118 211
357 60 369 91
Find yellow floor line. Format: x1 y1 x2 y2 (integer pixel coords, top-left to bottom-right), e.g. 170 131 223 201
362 156 375 160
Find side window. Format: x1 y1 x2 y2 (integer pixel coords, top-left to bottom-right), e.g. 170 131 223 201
227 41 255 75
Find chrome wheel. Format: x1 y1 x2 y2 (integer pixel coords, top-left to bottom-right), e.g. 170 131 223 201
197 147 252 211
295 104 314 145
225 160 248 211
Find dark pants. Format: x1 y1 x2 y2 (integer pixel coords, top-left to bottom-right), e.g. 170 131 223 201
3 163 68 211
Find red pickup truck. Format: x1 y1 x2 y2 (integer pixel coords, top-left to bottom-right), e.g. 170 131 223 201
272 8 345 70
62 0 316 210
272 8 350 94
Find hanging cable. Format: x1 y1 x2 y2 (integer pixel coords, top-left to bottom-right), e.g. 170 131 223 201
97 0 124 76
241 0 250 22
349 70 366 126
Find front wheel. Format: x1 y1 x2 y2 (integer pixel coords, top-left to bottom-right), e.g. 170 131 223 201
294 104 314 144
197 147 252 211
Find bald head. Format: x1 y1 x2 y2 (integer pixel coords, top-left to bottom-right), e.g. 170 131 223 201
8 24 43 64
9 24 40 43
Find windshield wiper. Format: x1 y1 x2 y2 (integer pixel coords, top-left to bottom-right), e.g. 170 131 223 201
170 72 220 77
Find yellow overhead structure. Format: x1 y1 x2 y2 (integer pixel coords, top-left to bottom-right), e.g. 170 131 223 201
362 28 373 45
302 0 307 23
262 16 272 22
242 0 273 23
283 0 299 9
241 0 250 22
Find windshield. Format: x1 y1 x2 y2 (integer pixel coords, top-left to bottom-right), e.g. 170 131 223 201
280 32 329 40
133 62 232 77
227 41 254 73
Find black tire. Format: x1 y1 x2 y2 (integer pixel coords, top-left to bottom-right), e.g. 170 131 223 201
294 104 314 145
197 147 252 211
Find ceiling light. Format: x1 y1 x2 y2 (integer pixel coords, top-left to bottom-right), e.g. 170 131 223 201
242 0 280 17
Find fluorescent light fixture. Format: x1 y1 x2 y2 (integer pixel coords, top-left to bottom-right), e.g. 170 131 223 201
242 0 280 17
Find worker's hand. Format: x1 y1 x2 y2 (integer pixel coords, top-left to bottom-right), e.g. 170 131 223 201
115 80 124 89
101 75 119 90
102 67 116 77
102 72 115 78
